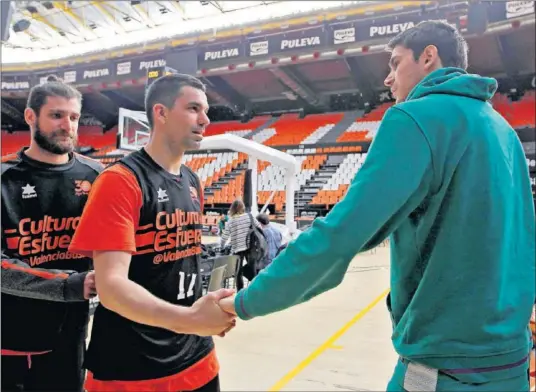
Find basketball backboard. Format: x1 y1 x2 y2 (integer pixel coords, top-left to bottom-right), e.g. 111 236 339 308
117 108 150 151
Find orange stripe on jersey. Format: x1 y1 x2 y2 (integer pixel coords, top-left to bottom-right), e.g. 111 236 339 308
134 248 154 256
138 223 154 231
135 231 156 248
84 349 219 392
1 260 69 280
5 237 20 250
1 349 51 356
4 229 17 234
1 153 18 163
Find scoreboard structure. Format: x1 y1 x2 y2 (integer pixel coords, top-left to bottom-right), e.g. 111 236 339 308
145 66 178 90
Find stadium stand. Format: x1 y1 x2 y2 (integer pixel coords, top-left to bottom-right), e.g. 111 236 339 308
2 90 535 217
263 112 344 146
1 1 534 225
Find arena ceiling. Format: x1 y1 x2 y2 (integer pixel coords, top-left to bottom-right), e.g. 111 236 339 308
6 1 279 49
202 21 536 114
3 0 360 62
1 2 535 131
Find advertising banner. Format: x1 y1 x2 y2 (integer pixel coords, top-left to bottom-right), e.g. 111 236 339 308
114 50 197 79
247 26 326 57
34 72 53 86
355 10 454 41
198 40 243 63
78 61 114 84
328 21 357 45
114 59 134 78
506 1 535 19
487 0 535 22
29 68 73 86
527 154 536 168
166 48 198 75
34 66 89 86
1 73 32 92
527 153 536 197
114 53 168 79
333 27 356 45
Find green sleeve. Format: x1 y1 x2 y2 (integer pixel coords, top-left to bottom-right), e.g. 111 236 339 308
235 108 435 320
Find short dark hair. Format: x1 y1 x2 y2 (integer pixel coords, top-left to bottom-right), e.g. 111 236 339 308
144 73 206 128
387 20 468 69
257 213 270 225
26 75 82 116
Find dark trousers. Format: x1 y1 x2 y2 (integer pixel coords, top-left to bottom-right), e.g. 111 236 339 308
234 250 258 291
235 251 248 291
1 330 86 392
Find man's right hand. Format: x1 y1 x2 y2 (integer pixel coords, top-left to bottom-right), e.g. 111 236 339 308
181 288 237 337
218 294 237 316
84 271 97 300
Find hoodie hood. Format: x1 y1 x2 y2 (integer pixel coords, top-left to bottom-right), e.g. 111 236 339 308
405 67 498 103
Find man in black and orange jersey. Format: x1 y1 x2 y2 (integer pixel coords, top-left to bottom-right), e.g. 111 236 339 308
69 73 236 392
1 75 103 391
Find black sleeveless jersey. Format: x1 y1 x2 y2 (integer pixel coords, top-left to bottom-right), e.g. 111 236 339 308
85 149 214 381
1 148 103 352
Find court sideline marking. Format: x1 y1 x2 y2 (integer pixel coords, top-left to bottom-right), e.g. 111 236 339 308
269 288 390 391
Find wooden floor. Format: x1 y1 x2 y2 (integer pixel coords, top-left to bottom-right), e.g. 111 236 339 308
215 246 396 391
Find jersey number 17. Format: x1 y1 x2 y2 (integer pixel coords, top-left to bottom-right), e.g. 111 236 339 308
177 271 197 300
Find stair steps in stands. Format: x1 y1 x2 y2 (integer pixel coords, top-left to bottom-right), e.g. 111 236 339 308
204 164 247 196
303 155 346 208
318 110 363 144
245 116 278 139
284 155 345 214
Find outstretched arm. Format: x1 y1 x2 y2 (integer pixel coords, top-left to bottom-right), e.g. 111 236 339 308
1 250 91 302
93 250 235 335
69 165 235 336
230 108 434 320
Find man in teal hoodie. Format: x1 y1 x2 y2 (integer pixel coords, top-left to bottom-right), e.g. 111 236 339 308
220 21 536 391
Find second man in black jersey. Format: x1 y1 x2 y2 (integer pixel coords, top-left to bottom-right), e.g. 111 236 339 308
1 75 102 392
70 73 236 392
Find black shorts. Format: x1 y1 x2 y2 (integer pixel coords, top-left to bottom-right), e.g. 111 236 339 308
1 330 86 392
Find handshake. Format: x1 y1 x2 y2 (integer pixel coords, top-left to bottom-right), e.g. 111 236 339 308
178 288 238 338
83 270 238 337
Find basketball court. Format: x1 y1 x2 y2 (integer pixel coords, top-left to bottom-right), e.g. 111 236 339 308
87 243 396 391
101 108 535 391
85 112 395 390
214 245 395 391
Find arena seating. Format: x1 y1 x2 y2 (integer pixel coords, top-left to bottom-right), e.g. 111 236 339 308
203 116 270 137
1 131 30 155
251 127 277 144
493 91 536 128
310 153 366 207
2 90 534 216
256 154 328 211
183 151 247 191
263 112 344 146
336 102 392 142
77 126 117 150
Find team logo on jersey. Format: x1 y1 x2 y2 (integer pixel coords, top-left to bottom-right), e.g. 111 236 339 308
157 187 169 203
189 186 198 201
74 180 92 196
21 184 37 199
3 215 84 266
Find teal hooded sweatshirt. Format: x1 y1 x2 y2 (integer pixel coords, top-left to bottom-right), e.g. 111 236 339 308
234 67 536 372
